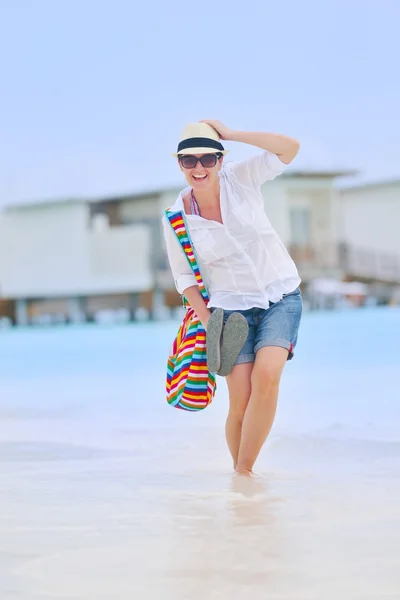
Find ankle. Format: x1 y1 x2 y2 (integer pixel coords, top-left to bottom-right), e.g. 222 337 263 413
235 465 253 476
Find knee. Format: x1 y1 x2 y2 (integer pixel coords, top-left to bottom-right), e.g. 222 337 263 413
251 368 281 395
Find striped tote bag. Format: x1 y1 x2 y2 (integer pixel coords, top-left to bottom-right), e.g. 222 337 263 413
164 209 217 411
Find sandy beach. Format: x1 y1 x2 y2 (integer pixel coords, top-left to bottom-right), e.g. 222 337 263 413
1 308 400 599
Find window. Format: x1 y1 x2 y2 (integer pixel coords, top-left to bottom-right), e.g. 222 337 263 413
289 208 311 245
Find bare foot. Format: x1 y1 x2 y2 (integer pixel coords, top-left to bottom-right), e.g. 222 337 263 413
235 468 253 477
231 470 265 498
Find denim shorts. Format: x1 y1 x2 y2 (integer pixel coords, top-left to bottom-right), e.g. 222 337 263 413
212 287 303 364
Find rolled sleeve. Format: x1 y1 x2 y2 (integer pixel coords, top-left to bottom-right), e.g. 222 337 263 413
175 273 198 295
162 216 197 295
226 150 287 188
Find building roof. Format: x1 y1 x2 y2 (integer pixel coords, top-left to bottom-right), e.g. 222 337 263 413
2 168 359 211
2 186 182 211
3 196 87 211
340 177 400 192
283 169 357 179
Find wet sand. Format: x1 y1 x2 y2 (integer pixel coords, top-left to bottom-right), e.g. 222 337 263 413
1 423 400 600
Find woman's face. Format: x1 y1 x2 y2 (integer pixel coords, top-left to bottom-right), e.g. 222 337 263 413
178 153 223 191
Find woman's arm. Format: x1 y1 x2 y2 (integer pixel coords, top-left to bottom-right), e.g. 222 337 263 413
183 285 212 330
162 217 211 329
162 216 197 294
200 119 300 164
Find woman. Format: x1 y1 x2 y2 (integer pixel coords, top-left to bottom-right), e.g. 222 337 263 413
162 120 302 476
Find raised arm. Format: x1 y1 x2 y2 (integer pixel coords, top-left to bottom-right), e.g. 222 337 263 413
200 119 300 164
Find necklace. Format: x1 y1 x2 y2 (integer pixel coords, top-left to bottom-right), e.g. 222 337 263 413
190 189 201 216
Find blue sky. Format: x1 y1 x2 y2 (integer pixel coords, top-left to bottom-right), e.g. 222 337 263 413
0 0 399 205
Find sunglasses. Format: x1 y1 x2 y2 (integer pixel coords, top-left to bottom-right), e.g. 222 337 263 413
179 153 222 169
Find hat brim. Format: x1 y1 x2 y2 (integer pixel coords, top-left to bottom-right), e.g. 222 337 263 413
172 147 229 157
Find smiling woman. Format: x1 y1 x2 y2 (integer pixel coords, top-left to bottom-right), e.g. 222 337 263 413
162 119 302 476
173 123 227 220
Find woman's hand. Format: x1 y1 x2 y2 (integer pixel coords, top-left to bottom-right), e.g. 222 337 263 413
202 313 212 331
201 119 300 163
200 119 235 141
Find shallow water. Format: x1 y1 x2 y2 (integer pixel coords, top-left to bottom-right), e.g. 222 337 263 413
1 307 399 599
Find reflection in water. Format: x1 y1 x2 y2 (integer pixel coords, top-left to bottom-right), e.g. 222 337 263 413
3 442 400 600
154 471 307 600
147 464 400 600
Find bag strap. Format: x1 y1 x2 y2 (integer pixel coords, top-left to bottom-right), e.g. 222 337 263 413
165 209 209 303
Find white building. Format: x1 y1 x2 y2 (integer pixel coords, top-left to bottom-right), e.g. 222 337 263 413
0 196 157 324
338 178 400 282
0 170 399 324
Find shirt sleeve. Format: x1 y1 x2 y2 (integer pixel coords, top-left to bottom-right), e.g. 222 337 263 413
162 215 197 295
225 150 287 188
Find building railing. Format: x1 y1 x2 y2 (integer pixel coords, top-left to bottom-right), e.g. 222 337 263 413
289 243 400 283
289 243 339 270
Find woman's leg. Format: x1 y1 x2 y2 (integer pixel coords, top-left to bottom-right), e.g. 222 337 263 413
225 362 253 469
235 346 288 475
235 291 302 475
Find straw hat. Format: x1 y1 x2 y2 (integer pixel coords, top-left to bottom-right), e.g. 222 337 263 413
173 122 229 156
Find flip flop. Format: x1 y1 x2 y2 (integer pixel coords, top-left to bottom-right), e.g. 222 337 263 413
218 313 249 377
206 308 224 373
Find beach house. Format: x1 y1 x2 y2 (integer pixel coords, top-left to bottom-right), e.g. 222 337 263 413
0 170 399 325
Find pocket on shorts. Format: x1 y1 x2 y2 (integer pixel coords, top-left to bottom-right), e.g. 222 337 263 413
282 290 302 314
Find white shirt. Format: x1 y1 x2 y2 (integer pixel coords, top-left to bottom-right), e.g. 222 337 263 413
162 150 301 310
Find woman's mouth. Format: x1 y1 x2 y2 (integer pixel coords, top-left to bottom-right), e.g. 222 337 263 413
193 174 207 181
